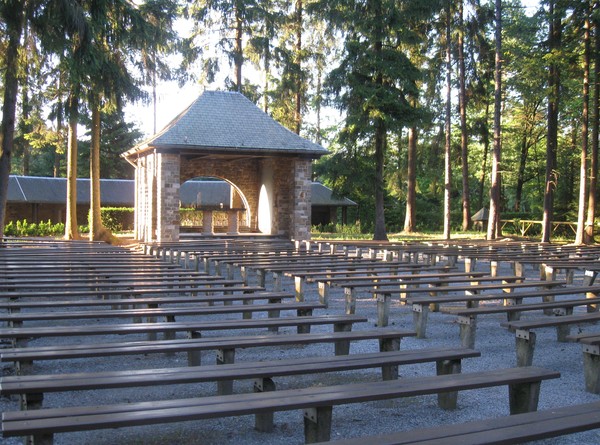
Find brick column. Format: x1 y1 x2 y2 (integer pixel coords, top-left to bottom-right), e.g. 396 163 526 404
156 153 180 242
291 159 312 241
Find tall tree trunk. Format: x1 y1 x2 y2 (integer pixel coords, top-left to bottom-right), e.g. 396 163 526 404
577 7 591 245
0 2 25 240
487 0 502 240
404 126 417 233
372 1 387 241
89 101 116 242
443 2 452 240
64 92 81 240
542 0 561 243
234 2 243 92
54 81 64 177
514 131 529 211
478 103 490 210
21 23 31 176
294 0 303 135
315 70 322 145
263 38 270 113
585 5 598 244
458 0 471 231
374 115 388 241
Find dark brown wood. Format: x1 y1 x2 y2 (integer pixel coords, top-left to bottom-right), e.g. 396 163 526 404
1 367 559 443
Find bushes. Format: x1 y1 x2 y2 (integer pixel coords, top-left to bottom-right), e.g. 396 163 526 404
95 208 134 232
5 208 134 237
4 220 65 237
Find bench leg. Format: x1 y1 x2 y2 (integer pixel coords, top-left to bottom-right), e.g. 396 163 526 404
583 269 597 286
509 380 541 414
380 337 401 380
15 359 33 376
376 293 390 327
344 287 356 315
413 304 429 339
304 406 333 444
216 348 236 395
436 358 461 410
429 284 440 312
515 329 536 367
582 345 600 393
273 272 282 292
254 377 276 432
257 270 265 288
243 299 252 319
187 331 201 366
240 266 249 285
318 282 329 307
25 433 54 445
555 309 573 342
295 276 305 303
333 322 352 355
20 392 43 410
457 315 476 349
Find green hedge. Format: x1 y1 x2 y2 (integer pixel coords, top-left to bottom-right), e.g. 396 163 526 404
94 207 134 232
4 220 65 237
4 208 135 237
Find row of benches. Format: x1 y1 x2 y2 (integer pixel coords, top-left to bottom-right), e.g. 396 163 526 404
2 238 600 444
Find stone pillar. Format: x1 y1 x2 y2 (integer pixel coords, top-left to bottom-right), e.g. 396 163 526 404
133 161 141 240
291 159 312 241
156 153 180 242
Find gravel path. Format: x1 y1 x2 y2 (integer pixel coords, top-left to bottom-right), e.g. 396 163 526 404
1 255 600 444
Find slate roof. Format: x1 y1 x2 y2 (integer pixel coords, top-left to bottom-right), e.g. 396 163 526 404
311 183 357 207
8 176 355 208
8 176 133 206
472 207 489 222
123 90 328 159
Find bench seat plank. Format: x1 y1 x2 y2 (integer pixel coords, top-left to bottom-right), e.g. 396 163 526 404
0 314 368 341
0 291 295 309
1 367 560 443
314 401 600 445
0 302 325 323
0 348 479 395
0 285 267 300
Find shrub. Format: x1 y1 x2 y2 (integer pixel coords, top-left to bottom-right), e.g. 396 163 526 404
4 220 65 237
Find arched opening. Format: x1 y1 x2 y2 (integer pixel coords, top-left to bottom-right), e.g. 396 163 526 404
179 177 250 234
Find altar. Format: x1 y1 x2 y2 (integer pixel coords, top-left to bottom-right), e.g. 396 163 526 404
199 206 246 234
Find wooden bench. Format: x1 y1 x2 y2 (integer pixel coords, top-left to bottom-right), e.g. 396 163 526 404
2 327 398 376
301 266 457 305
502 311 600 367
442 290 600 348
0 291 295 311
0 314 369 370
1 366 560 444
313 400 600 445
0 302 326 330
0 285 267 301
0 277 249 291
2 345 479 409
373 280 565 334
565 332 600 393
283 263 441 301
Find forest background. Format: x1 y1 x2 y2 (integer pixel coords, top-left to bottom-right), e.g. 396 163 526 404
0 0 595 243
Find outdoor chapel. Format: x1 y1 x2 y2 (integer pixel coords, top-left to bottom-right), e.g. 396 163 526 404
122 90 328 243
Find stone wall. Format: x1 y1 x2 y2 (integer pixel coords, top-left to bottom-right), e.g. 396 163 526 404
292 159 313 240
134 152 314 242
156 153 180 242
181 157 260 232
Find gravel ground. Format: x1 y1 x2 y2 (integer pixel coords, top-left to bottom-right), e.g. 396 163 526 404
1 254 600 444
